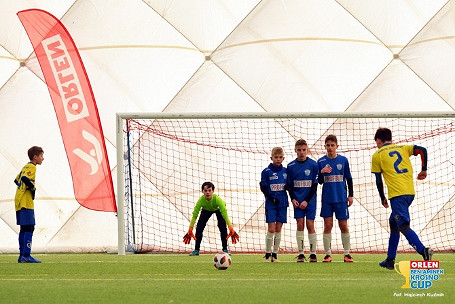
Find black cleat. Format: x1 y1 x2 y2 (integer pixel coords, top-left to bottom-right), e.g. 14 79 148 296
309 254 317 262
422 247 433 261
271 253 279 263
296 254 306 262
322 255 332 263
379 259 395 270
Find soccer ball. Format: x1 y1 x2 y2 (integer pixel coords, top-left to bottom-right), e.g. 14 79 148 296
213 252 231 270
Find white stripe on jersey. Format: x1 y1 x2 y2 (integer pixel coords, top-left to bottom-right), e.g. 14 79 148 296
270 184 285 191
293 180 312 187
324 175 343 182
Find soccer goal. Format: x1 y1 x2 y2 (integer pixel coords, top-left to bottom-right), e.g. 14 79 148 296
116 112 455 255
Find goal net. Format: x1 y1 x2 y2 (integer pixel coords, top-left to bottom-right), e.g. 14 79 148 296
116 112 455 254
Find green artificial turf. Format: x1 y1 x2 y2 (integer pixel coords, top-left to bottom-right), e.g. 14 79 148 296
0 253 453 304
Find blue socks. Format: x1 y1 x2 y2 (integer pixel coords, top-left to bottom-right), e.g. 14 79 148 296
387 233 400 259
18 231 25 256
404 229 424 254
388 230 425 259
23 231 33 257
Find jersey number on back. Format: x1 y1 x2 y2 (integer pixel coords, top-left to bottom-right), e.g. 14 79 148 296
389 151 408 174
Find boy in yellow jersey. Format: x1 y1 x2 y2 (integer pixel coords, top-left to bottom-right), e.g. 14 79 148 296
183 182 239 256
371 128 433 270
14 146 44 263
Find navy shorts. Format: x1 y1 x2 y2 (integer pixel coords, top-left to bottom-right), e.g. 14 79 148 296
266 205 287 223
294 204 316 220
390 195 414 226
320 202 349 220
16 208 35 226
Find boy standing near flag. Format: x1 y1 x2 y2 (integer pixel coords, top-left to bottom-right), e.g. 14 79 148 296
14 146 44 263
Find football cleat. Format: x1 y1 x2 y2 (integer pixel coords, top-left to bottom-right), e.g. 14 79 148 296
264 253 271 262
422 247 433 261
222 249 231 256
271 253 280 263
296 254 306 262
379 259 395 270
344 254 354 263
322 255 332 263
189 250 200 256
18 255 28 263
26 256 42 263
309 254 317 263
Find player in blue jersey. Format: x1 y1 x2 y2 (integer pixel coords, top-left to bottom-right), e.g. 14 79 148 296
287 139 319 262
14 146 44 263
318 135 354 263
260 147 289 262
372 128 433 270
183 181 239 256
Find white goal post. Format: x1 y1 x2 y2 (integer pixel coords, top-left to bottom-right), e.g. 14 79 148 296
116 112 455 255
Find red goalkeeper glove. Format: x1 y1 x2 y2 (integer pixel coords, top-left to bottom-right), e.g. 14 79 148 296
226 225 239 244
183 226 196 244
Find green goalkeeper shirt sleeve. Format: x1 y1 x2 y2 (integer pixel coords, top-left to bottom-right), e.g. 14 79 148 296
215 195 232 227
189 199 203 227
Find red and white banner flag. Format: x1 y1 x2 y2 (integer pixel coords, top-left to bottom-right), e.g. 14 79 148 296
18 9 117 212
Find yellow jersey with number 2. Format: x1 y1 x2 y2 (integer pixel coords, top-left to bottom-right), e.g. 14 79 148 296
371 144 415 199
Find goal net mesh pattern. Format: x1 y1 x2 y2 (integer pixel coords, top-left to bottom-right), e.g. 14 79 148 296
120 115 455 254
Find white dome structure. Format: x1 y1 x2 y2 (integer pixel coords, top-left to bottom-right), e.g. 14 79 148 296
0 0 454 253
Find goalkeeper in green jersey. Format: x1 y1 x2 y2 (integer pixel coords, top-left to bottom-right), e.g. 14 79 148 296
183 182 239 256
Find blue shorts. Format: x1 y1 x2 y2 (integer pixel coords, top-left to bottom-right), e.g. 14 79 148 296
16 208 35 226
294 204 316 220
390 195 414 226
266 205 287 223
320 202 349 220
